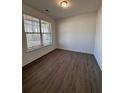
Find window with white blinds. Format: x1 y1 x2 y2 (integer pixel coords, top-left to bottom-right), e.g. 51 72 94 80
41 20 52 46
23 14 52 51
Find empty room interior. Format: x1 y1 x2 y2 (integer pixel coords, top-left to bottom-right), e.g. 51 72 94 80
22 0 102 93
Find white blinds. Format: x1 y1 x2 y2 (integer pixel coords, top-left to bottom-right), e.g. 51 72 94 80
23 14 52 51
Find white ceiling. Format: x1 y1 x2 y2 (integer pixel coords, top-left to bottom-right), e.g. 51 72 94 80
23 0 101 19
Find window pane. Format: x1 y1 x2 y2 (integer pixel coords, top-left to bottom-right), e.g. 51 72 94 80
23 14 40 33
41 20 51 33
32 22 40 32
24 22 33 32
26 34 41 49
42 34 52 46
41 20 52 46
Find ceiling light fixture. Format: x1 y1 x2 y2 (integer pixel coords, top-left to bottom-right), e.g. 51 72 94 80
60 1 68 8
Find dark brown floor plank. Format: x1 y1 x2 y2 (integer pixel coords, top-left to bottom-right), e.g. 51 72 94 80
23 49 102 93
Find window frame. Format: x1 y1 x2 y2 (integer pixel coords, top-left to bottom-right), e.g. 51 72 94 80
23 13 52 52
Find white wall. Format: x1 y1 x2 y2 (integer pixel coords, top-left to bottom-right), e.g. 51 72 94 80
22 4 56 66
57 13 97 54
94 6 102 70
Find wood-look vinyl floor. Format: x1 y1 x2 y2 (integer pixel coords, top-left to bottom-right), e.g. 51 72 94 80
23 49 102 93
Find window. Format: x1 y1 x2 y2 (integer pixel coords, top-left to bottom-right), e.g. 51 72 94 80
41 20 52 46
23 14 52 51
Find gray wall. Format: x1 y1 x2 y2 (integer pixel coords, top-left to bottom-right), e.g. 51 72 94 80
94 6 102 70
57 13 97 54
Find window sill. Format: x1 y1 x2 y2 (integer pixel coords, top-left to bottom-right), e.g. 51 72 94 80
25 44 52 53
